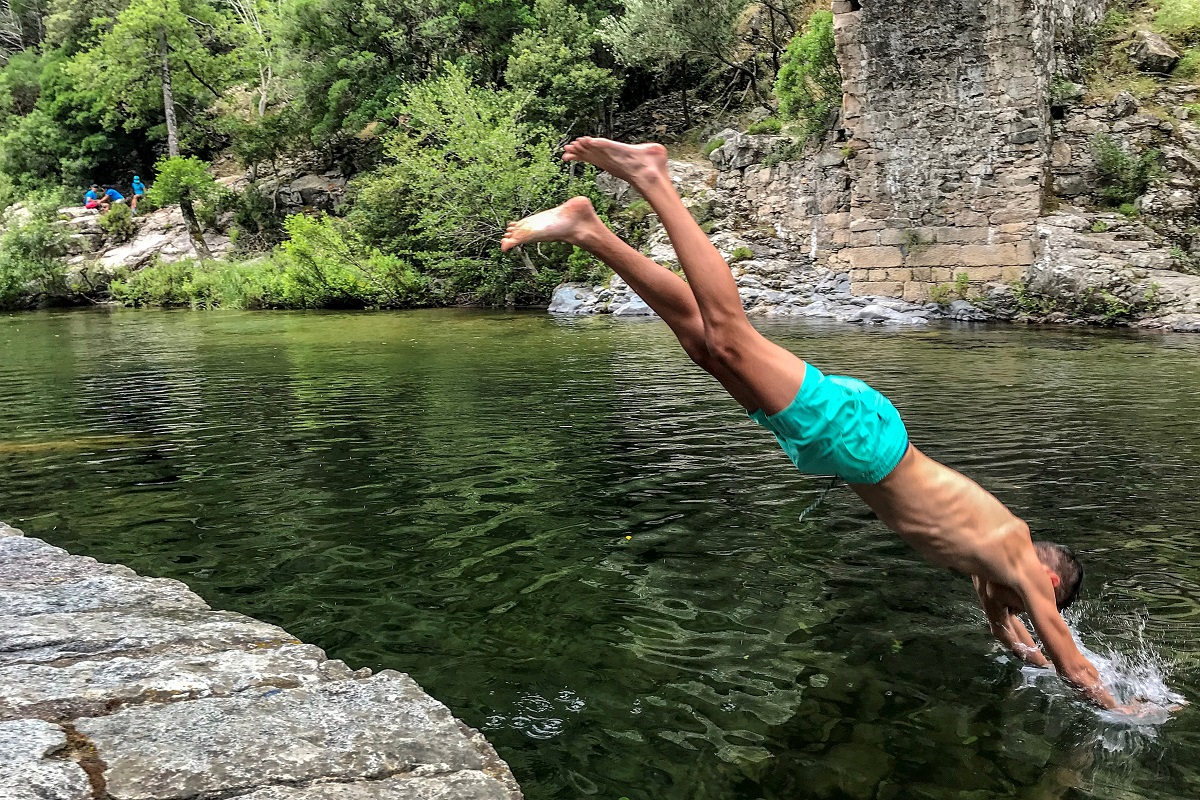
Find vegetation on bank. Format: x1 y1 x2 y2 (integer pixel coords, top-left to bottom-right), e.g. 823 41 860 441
0 0 835 310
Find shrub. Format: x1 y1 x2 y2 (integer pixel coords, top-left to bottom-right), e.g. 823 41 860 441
927 283 954 306
1091 134 1160 206
775 10 842 142
954 271 971 299
1091 220 1110 232
0 192 71 308
98 202 136 244
349 65 600 305
747 117 782 135
1174 48 1200 77
703 137 726 157
730 246 754 262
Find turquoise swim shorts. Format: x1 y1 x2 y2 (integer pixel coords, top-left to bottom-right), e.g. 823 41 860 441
748 362 909 485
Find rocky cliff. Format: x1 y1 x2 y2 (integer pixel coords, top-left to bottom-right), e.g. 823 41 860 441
558 0 1200 332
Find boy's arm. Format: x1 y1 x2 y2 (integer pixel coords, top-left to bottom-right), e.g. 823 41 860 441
973 577 1051 667
1015 566 1117 709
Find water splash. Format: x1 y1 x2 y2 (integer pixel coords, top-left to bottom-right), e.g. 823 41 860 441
1015 605 1185 751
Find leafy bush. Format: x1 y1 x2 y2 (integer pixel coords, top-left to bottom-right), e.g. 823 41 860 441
99 202 136 244
927 283 954 306
111 215 428 310
0 193 72 308
774 10 841 141
1175 48 1200 77
1090 134 1160 205
747 117 783 135
730 246 754 262
703 137 725 157
349 65 600 305
954 271 971 299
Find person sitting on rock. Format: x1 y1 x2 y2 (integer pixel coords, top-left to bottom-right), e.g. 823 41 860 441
501 137 1154 715
83 185 108 213
103 186 127 209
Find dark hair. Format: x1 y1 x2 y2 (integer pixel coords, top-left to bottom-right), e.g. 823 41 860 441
1034 542 1084 610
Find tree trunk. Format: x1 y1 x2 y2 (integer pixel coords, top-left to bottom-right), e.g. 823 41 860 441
159 26 180 158
179 192 213 260
679 59 691 130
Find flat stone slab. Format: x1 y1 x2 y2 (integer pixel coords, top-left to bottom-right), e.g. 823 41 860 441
77 671 489 799
0 522 522 800
0 719 92 800
0 643 353 722
0 608 299 666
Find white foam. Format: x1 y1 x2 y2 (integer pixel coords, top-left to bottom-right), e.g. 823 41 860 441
1010 604 1185 750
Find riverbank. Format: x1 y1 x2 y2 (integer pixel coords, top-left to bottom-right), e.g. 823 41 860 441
0 521 521 800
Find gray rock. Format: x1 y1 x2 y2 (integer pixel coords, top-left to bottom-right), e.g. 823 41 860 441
0 719 92 800
1130 31 1180 74
0 536 207 617
612 296 655 317
231 771 512 799
1108 91 1139 119
76 672 487 799
0 608 298 667
548 284 590 314
0 644 349 723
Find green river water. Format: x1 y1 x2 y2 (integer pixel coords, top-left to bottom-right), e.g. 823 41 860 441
2 309 1200 799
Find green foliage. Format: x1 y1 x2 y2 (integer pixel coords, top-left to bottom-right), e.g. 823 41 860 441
1174 48 1200 77
774 10 841 142
111 215 428 309
145 156 219 207
746 117 782 135
927 283 954 306
1090 133 1160 206
504 0 618 133
1118 201 1140 217
703 137 725 157
1010 280 1158 325
1091 220 1110 233
99 203 136 244
954 271 971 299
0 192 72 309
1156 0 1200 43
349 65 600 305
730 246 754 262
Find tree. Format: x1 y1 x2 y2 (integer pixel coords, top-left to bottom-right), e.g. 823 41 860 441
504 0 619 134
349 65 600 303
66 0 233 156
144 156 219 258
599 0 751 126
774 9 841 139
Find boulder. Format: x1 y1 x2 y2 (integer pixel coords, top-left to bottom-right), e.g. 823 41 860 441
707 129 787 171
1130 31 1180 74
1108 91 1139 119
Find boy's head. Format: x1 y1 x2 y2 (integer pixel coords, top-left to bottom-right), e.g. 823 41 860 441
1034 541 1084 610
90 184 100 191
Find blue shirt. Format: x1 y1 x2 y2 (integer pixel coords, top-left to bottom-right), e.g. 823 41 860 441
132 179 146 195
84 190 99 202
104 188 124 201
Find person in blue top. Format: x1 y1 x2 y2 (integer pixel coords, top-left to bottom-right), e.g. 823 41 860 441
131 176 146 214
83 185 106 212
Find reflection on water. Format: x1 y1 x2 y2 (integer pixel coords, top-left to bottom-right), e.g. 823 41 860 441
2 308 1200 799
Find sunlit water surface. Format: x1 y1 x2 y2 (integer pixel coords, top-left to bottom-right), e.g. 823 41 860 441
2 309 1200 800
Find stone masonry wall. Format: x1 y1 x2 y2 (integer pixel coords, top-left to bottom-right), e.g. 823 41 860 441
832 0 1051 302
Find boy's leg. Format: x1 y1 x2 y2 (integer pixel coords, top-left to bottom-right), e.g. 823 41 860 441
501 197 757 408
564 138 809 415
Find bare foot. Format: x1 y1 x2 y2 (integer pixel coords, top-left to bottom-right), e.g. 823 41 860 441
501 196 599 252
563 137 669 191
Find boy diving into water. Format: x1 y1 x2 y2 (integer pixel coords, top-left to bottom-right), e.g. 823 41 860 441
503 137 1131 711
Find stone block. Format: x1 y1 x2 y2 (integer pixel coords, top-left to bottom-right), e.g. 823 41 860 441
990 208 1036 225
960 244 1026 267
906 245 964 267
902 282 926 303
1002 266 1027 282
854 281 904 297
955 210 990 227
850 231 881 247
933 227 992 244
931 268 955 282
963 266 1004 281
885 268 913 282
76 672 488 800
849 219 886 233
849 268 871 283
847 246 904 269
910 267 933 281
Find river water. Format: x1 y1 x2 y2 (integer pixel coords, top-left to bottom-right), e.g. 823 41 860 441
2 309 1199 799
